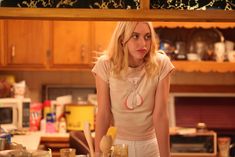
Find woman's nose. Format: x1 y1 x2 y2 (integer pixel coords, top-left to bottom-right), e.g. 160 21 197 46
138 37 146 46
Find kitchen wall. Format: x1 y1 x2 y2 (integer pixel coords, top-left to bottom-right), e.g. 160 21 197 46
0 70 235 102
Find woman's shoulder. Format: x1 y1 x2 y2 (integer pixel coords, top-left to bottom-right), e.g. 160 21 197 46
94 54 111 70
97 54 109 62
156 50 170 63
155 50 175 79
96 54 111 65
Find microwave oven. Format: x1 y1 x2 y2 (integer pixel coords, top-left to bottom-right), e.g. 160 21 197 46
170 131 217 157
0 98 31 131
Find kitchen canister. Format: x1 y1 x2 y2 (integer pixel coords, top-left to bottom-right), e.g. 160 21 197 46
214 42 225 62
218 137 231 157
225 40 234 53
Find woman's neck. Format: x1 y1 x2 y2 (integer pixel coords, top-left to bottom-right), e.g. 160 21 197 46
128 58 144 68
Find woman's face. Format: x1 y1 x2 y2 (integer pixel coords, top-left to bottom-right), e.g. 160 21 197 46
126 22 152 67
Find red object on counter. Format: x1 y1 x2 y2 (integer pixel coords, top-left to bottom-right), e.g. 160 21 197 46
43 100 51 119
30 102 42 131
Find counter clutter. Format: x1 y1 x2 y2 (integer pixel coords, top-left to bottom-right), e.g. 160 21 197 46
2 127 234 157
0 131 69 157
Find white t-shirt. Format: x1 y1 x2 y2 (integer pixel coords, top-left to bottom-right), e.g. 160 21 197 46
92 53 174 140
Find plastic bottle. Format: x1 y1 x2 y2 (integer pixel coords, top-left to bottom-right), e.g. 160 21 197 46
46 113 56 133
43 100 51 119
58 117 67 133
40 118 46 133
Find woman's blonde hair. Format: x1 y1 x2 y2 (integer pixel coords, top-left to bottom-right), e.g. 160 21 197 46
106 21 160 77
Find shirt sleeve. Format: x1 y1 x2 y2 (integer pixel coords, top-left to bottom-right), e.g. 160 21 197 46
158 54 175 81
91 55 110 83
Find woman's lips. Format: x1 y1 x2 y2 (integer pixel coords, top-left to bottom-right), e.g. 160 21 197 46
137 49 147 53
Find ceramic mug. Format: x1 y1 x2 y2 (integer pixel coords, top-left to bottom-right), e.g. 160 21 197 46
225 40 234 53
214 42 225 62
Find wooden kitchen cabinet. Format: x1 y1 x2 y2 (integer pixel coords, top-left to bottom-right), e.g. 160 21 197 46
51 21 117 69
4 20 50 69
91 21 117 62
0 20 4 67
51 21 91 69
1 20 117 70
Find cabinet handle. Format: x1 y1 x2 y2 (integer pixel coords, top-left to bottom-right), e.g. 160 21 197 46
80 45 85 62
11 45 15 57
46 49 51 60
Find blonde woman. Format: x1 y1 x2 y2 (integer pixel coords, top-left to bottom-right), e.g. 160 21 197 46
92 21 174 157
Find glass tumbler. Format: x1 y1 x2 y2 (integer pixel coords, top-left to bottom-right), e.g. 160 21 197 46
60 148 76 157
112 144 128 157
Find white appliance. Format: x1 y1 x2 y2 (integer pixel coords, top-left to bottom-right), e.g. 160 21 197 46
0 98 31 131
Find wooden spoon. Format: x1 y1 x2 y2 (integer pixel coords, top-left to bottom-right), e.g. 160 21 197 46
83 122 95 157
100 135 113 157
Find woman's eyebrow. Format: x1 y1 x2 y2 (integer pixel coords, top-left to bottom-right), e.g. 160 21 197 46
132 32 150 35
132 32 139 35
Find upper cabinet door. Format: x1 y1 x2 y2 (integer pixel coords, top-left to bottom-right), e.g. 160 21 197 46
51 21 91 68
92 21 117 52
5 20 50 68
0 20 4 67
91 22 117 62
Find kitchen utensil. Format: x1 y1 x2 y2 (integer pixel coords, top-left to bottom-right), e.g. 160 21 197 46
83 122 94 157
100 135 113 157
106 127 117 142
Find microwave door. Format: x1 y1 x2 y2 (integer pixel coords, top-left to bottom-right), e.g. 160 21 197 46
18 100 31 129
0 106 18 131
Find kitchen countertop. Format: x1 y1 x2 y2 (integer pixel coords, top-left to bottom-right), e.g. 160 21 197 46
11 131 69 150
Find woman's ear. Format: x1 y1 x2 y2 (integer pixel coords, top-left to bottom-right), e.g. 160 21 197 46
121 41 125 47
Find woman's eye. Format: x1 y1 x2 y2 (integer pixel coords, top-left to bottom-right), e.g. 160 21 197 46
144 35 151 40
132 34 139 39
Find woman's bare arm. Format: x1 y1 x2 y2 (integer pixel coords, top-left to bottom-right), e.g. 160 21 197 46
94 74 112 156
153 73 171 157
